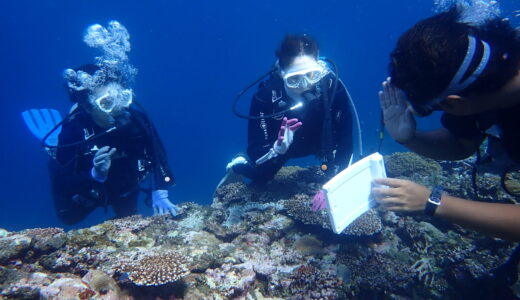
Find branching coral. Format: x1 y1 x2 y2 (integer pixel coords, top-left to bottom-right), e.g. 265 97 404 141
282 263 343 300
385 152 443 187
285 194 382 236
21 227 64 237
343 209 383 236
116 250 190 286
213 182 253 208
411 257 435 286
285 194 328 227
109 215 152 233
410 238 438 287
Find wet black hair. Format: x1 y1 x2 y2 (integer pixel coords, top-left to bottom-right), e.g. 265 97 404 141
389 6 520 108
275 34 319 70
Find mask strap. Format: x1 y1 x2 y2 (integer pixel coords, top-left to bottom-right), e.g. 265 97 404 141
448 35 491 93
423 35 491 110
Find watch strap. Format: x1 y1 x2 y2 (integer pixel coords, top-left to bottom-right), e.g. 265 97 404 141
425 185 443 216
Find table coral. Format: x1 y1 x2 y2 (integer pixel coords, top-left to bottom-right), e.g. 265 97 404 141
116 250 190 286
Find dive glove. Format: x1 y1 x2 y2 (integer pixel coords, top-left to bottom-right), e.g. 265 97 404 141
152 190 179 216
256 117 302 165
312 190 326 211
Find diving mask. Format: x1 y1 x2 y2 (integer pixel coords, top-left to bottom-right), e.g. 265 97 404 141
91 83 133 113
282 58 329 89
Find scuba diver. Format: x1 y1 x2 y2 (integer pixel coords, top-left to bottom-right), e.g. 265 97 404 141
371 8 520 298
220 34 360 195
23 21 178 225
373 7 520 241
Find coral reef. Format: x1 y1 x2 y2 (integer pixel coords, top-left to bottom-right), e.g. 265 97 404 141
284 193 382 236
0 152 518 299
115 250 190 286
385 152 443 187
282 261 344 300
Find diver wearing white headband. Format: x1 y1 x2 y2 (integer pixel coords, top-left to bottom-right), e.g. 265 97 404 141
377 8 520 247
414 35 492 116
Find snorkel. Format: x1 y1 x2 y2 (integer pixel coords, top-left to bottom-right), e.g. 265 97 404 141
411 35 492 116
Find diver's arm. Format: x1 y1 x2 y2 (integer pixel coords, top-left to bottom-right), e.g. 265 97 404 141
49 119 102 203
55 118 84 166
246 91 279 162
373 178 520 241
402 128 483 160
54 117 97 181
436 195 520 241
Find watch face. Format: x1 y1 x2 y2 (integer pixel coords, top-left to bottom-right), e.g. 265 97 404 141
428 186 443 205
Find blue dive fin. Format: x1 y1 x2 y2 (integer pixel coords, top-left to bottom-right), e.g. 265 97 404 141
22 109 62 147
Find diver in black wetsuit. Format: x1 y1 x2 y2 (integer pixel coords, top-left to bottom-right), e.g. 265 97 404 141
224 34 354 185
50 64 177 225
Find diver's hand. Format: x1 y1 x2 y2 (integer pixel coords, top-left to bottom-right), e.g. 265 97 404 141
371 178 430 212
152 190 179 216
255 117 302 165
311 190 326 211
91 146 116 182
273 117 302 155
378 77 416 144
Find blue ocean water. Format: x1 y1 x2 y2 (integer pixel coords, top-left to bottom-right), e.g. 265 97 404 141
0 0 517 231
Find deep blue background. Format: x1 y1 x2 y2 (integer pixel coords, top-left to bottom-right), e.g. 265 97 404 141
0 0 517 230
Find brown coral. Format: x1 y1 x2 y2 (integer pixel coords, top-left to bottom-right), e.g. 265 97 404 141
284 194 382 236
385 152 442 186
116 250 190 286
109 215 152 233
343 209 383 236
213 182 253 207
285 193 327 226
21 227 64 238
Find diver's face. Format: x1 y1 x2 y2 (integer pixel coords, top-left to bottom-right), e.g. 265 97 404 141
282 55 323 95
438 93 500 116
88 85 118 128
87 105 115 129
90 83 132 114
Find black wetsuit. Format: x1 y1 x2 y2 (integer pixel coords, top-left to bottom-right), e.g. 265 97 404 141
233 72 354 183
49 106 174 225
441 103 520 164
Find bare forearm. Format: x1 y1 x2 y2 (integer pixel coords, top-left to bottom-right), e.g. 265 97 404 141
403 129 478 160
436 196 520 241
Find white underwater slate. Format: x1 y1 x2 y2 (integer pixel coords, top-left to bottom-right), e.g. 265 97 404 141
324 152 387 234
